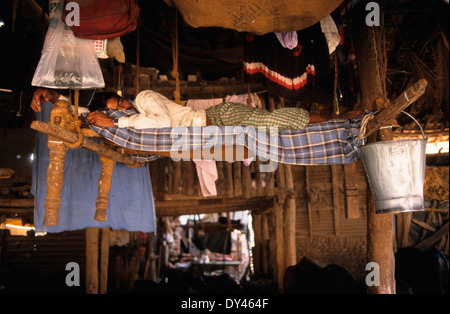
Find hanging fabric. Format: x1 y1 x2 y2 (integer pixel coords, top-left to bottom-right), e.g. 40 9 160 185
243 22 331 100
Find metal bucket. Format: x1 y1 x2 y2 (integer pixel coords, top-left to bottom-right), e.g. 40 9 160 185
358 111 427 214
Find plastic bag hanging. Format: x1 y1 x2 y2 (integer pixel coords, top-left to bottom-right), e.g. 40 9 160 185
32 0 105 89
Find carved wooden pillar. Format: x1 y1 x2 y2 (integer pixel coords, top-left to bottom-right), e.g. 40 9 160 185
94 156 116 221
44 100 72 226
44 136 67 225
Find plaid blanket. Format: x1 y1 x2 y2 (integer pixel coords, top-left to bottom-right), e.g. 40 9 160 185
84 110 366 165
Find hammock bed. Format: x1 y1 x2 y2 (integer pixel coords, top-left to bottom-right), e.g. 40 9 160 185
30 79 426 228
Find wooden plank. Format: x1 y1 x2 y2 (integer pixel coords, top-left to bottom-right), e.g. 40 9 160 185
0 198 34 207
242 162 252 198
305 167 313 238
155 196 273 216
85 228 99 294
415 222 449 249
99 228 110 294
233 162 243 197
331 165 342 236
275 201 284 293
225 162 234 197
401 212 412 247
343 162 360 219
283 164 296 268
364 79 428 139
255 159 263 196
116 145 253 161
412 218 437 232
266 171 275 197
172 161 181 195
261 214 270 275
253 214 262 276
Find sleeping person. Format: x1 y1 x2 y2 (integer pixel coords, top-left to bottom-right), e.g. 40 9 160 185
31 88 363 132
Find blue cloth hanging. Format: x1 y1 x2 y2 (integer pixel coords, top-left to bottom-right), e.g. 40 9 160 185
31 102 156 233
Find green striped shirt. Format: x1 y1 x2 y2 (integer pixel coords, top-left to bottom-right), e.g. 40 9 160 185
205 102 309 132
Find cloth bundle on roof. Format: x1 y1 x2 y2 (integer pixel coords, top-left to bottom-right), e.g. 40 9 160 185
163 0 343 35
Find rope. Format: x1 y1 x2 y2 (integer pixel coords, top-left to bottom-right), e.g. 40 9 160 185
246 83 252 106
171 9 181 105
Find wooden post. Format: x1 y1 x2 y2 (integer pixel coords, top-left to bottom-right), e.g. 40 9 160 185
225 162 234 197
344 163 360 219
283 164 296 268
305 167 313 238
275 200 285 292
242 162 252 198
352 1 395 294
252 213 262 276
100 228 110 294
261 214 269 275
44 135 67 226
331 165 343 236
233 162 243 197
43 100 72 226
86 227 99 294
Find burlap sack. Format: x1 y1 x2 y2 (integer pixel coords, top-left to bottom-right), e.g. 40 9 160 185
164 0 343 34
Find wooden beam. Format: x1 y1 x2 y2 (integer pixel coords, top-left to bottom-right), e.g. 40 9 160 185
0 198 34 207
284 164 296 268
364 79 428 139
30 121 142 167
331 165 342 236
253 214 262 276
154 196 273 216
352 1 396 294
415 222 449 249
99 228 110 294
85 228 99 294
343 162 360 219
305 167 313 238
116 145 253 162
275 201 284 293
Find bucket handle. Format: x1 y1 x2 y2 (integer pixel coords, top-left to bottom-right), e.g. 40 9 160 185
356 110 426 142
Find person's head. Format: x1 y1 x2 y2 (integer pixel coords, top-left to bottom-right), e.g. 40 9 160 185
89 92 135 112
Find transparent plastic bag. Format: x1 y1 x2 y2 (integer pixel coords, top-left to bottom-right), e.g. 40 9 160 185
32 0 105 89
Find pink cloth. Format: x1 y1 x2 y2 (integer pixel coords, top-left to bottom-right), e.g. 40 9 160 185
194 160 218 196
188 94 260 196
275 31 298 50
